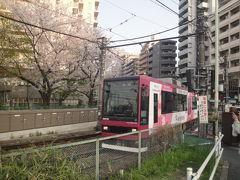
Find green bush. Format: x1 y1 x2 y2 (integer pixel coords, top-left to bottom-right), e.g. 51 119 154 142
110 144 212 180
0 150 92 180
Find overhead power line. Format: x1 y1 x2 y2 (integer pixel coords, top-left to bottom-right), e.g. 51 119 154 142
0 13 97 44
110 18 197 43
28 1 132 43
106 33 200 49
154 0 179 16
108 15 136 31
102 0 168 29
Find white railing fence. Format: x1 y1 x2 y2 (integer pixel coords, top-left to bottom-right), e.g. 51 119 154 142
186 133 224 180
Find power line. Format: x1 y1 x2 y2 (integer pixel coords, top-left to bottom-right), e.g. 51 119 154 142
0 13 97 44
152 0 179 16
30 1 131 43
170 0 178 6
102 0 168 29
108 15 136 32
106 33 200 49
110 18 197 43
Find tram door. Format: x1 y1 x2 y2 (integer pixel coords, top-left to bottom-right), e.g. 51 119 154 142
149 82 161 130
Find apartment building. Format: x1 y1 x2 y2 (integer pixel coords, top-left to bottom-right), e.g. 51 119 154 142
122 56 139 76
53 0 100 27
209 0 240 101
178 0 197 87
138 43 152 75
148 40 177 78
178 0 213 89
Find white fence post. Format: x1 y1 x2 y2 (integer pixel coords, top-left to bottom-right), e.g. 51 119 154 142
138 131 142 170
187 167 193 180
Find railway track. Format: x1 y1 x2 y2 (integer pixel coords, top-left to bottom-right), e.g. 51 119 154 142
1 131 101 152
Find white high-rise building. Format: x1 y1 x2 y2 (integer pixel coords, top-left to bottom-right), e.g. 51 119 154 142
53 0 100 27
178 0 197 87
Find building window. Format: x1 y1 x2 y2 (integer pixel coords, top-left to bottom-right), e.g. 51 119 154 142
230 20 239 29
230 33 240 41
230 46 239 54
72 8 78 15
220 37 228 45
231 6 240 16
219 25 229 33
219 12 228 22
231 59 240 67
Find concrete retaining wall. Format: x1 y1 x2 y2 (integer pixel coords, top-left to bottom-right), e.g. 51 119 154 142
0 108 97 133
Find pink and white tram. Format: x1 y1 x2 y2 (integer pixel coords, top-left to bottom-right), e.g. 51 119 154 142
100 75 198 147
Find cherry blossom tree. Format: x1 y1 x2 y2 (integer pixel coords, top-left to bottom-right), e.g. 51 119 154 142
0 0 102 105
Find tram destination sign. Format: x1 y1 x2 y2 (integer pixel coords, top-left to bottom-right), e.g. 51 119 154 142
198 96 208 124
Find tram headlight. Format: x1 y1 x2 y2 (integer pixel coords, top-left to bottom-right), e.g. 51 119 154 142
103 126 108 131
131 128 137 132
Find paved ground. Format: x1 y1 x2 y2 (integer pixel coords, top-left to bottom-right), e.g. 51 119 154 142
222 144 240 180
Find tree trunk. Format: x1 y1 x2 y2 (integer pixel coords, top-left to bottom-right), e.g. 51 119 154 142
39 91 51 106
88 90 95 106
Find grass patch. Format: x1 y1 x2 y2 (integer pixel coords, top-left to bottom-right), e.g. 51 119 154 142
0 149 93 180
110 144 214 180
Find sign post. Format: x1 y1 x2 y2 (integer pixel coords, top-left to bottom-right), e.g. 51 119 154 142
199 96 208 124
198 96 208 138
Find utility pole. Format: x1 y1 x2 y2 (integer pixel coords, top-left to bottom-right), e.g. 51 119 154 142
214 0 219 136
223 55 229 106
197 5 207 138
97 37 107 129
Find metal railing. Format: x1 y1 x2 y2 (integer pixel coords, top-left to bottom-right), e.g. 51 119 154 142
186 133 224 180
2 124 183 180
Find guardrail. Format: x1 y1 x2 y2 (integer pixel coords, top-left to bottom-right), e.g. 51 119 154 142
186 133 224 180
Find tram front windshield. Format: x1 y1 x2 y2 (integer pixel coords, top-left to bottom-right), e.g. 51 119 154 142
103 80 138 122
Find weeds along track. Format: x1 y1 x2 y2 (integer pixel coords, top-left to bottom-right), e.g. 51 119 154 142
1 132 101 153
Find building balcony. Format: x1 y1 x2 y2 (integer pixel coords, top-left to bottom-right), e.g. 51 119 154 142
161 52 177 57
230 26 240 35
179 3 188 15
230 12 240 24
229 66 240 73
219 43 230 51
178 58 188 66
178 23 188 33
178 48 188 57
179 0 187 8
219 19 230 29
219 30 229 39
178 39 188 49
179 67 188 74
229 53 240 61
179 13 188 24
160 45 177 50
229 39 240 49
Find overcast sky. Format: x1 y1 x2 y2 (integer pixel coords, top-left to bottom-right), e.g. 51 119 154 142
98 0 179 54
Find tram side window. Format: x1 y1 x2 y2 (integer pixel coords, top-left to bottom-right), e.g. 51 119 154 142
154 93 158 123
140 87 149 125
177 94 187 111
162 91 173 114
192 97 197 109
162 91 187 113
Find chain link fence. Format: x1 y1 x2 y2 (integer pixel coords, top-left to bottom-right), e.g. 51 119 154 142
2 124 183 180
